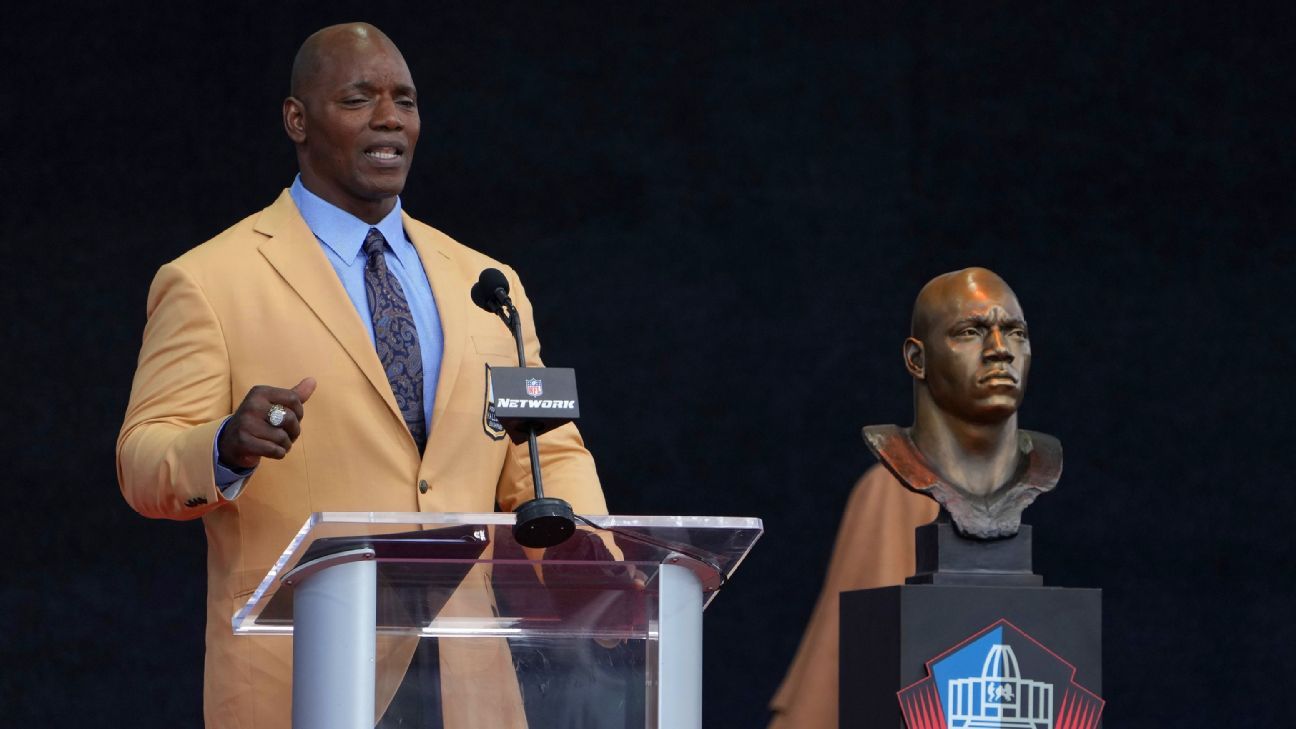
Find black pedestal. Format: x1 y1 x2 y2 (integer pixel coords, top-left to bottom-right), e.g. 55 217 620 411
840 584 1102 729
909 522 1042 586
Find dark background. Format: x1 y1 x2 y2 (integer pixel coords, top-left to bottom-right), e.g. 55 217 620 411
3 1 1293 726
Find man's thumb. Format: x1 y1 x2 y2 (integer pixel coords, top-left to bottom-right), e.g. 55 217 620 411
293 377 318 403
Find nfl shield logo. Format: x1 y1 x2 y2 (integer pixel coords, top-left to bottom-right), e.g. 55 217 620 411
526 378 543 398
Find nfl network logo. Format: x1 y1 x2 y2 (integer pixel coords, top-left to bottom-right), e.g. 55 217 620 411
525 378 543 398
897 620 1102 729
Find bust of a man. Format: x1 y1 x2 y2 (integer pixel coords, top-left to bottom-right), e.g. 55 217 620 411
863 267 1062 539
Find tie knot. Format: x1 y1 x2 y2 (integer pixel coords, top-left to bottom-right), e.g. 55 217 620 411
363 228 388 258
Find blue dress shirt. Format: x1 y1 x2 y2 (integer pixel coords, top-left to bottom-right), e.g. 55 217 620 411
215 178 445 490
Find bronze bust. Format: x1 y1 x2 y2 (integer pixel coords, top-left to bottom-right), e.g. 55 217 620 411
863 267 1062 539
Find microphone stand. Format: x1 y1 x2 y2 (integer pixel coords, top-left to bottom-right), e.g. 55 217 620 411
495 295 576 548
506 305 544 505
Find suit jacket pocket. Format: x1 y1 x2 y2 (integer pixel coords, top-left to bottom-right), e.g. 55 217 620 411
471 336 518 364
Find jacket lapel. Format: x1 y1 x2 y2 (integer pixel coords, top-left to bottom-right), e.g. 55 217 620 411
254 191 408 436
403 214 468 460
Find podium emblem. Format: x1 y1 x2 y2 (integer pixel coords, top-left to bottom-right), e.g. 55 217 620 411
526 378 543 397
898 619 1103 729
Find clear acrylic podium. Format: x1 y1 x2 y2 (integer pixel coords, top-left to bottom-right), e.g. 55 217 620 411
233 512 762 729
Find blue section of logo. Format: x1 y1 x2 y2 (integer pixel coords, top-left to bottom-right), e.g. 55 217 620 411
931 626 1005 714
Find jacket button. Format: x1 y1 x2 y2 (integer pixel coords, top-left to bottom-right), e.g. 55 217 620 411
418 480 429 494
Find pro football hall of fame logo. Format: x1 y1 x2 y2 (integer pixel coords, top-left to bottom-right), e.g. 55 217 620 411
897 619 1104 729
481 364 506 441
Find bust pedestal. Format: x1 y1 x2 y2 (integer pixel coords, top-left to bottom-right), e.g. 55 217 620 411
839 522 1102 728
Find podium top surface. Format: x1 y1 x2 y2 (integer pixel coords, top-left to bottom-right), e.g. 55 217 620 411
233 512 763 638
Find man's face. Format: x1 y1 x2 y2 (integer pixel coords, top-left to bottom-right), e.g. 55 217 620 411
291 36 419 219
919 277 1031 424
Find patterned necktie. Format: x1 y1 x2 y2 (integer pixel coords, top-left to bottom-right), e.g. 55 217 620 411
363 227 427 451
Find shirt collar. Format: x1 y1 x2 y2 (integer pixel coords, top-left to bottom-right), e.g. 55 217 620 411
290 175 409 267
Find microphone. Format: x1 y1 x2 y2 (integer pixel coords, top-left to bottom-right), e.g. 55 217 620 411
470 268 511 314
471 268 576 549
472 268 526 365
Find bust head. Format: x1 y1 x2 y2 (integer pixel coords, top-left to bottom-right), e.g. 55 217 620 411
904 267 1031 427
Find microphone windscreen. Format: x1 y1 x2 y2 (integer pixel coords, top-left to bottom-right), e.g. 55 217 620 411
470 268 510 312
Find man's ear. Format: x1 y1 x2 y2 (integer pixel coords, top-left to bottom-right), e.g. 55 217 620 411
283 97 307 143
903 337 925 380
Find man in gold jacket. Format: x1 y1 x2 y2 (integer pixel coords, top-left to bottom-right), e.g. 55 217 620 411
117 22 607 729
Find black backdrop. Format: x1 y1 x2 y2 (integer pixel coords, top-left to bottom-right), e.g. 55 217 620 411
4 1 1293 726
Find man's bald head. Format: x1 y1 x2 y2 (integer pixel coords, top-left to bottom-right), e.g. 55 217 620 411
911 267 1022 341
282 22 419 224
290 22 401 100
